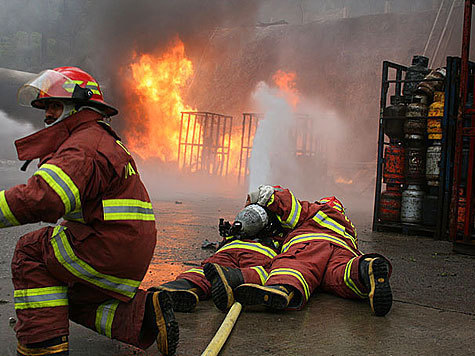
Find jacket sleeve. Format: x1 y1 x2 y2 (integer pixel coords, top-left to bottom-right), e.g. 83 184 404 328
265 187 314 230
0 147 94 227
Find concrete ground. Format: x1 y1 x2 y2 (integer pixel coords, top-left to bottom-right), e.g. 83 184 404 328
0 197 474 355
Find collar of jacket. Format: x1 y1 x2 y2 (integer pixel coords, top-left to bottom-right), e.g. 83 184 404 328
15 109 104 161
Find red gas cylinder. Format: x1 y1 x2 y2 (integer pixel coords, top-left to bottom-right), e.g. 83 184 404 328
383 143 405 184
379 184 402 222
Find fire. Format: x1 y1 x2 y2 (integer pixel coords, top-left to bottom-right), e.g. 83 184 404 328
335 177 354 185
272 69 300 108
124 37 195 161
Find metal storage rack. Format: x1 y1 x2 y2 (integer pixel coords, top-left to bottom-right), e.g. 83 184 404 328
372 57 459 238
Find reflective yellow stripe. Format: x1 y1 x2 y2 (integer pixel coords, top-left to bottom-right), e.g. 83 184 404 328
266 194 275 206
62 80 84 92
267 268 310 301
344 257 366 298
95 299 119 338
17 341 69 355
251 266 268 285
275 191 301 229
116 140 131 155
102 199 155 221
182 268 204 276
34 163 81 215
63 208 85 223
85 81 101 95
50 226 140 298
312 211 357 249
217 241 277 259
282 233 359 256
14 286 68 310
0 190 20 227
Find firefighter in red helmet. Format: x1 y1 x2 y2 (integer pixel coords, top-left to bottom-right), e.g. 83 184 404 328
4 67 178 356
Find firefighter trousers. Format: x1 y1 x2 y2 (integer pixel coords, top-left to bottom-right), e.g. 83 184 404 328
177 240 278 298
11 226 155 348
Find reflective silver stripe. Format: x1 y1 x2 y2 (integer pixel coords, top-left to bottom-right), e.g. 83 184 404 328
266 268 310 300
14 286 68 310
64 209 85 223
96 299 119 338
251 266 268 285
50 226 140 298
102 199 155 221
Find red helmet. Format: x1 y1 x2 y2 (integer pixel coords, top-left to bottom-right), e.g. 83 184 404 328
17 66 118 117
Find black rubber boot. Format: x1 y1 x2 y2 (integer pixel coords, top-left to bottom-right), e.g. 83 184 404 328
359 256 393 316
234 284 294 310
203 263 244 312
17 336 69 355
149 279 202 313
145 291 179 356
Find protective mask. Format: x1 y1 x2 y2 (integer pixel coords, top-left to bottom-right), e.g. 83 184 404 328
44 102 77 128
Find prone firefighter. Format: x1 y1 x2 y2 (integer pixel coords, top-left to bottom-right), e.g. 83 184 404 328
4 67 178 356
156 185 393 317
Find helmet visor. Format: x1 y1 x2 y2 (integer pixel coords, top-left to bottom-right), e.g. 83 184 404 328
17 69 76 107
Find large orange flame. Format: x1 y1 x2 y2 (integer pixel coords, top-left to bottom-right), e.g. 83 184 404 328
124 37 195 161
272 69 300 108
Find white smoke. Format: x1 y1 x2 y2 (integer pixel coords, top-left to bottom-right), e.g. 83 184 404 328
248 82 298 192
0 109 34 159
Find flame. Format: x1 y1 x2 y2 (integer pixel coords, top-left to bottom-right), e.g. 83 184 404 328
335 177 353 185
272 69 300 108
124 37 195 161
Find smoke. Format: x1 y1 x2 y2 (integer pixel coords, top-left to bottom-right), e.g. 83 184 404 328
248 82 297 192
0 109 34 159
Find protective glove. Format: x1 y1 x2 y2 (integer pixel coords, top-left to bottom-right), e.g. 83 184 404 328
247 184 275 206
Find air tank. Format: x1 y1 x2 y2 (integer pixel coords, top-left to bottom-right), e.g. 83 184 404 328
401 184 425 224
404 100 428 136
383 95 406 143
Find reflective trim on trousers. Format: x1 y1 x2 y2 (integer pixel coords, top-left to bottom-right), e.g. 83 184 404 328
217 240 277 259
182 268 204 276
50 226 140 299
266 268 310 301
344 257 366 298
95 299 120 338
251 266 268 285
0 190 20 227
14 286 68 310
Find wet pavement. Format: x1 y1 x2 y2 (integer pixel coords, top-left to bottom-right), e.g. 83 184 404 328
0 197 474 355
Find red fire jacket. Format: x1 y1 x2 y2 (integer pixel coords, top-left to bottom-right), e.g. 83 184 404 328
1 109 157 302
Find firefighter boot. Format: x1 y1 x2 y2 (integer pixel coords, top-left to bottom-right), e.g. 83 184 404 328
234 284 295 310
203 263 244 312
149 279 202 313
17 336 69 356
359 257 392 316
144 291 179 356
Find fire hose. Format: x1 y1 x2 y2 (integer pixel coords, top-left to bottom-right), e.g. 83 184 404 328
201 302 242 356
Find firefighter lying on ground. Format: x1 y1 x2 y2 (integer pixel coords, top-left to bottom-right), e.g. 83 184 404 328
153 185 393 317
4 67 178 356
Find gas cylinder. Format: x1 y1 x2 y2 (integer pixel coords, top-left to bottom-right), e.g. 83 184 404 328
426 142 442 186
405 134 426 184
383 143 405 184
404 101 428 136
427 91 444 141
403 55 430 101
383 95 406 143
379 184 402 222
416 68 446 101
401 184 425 224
